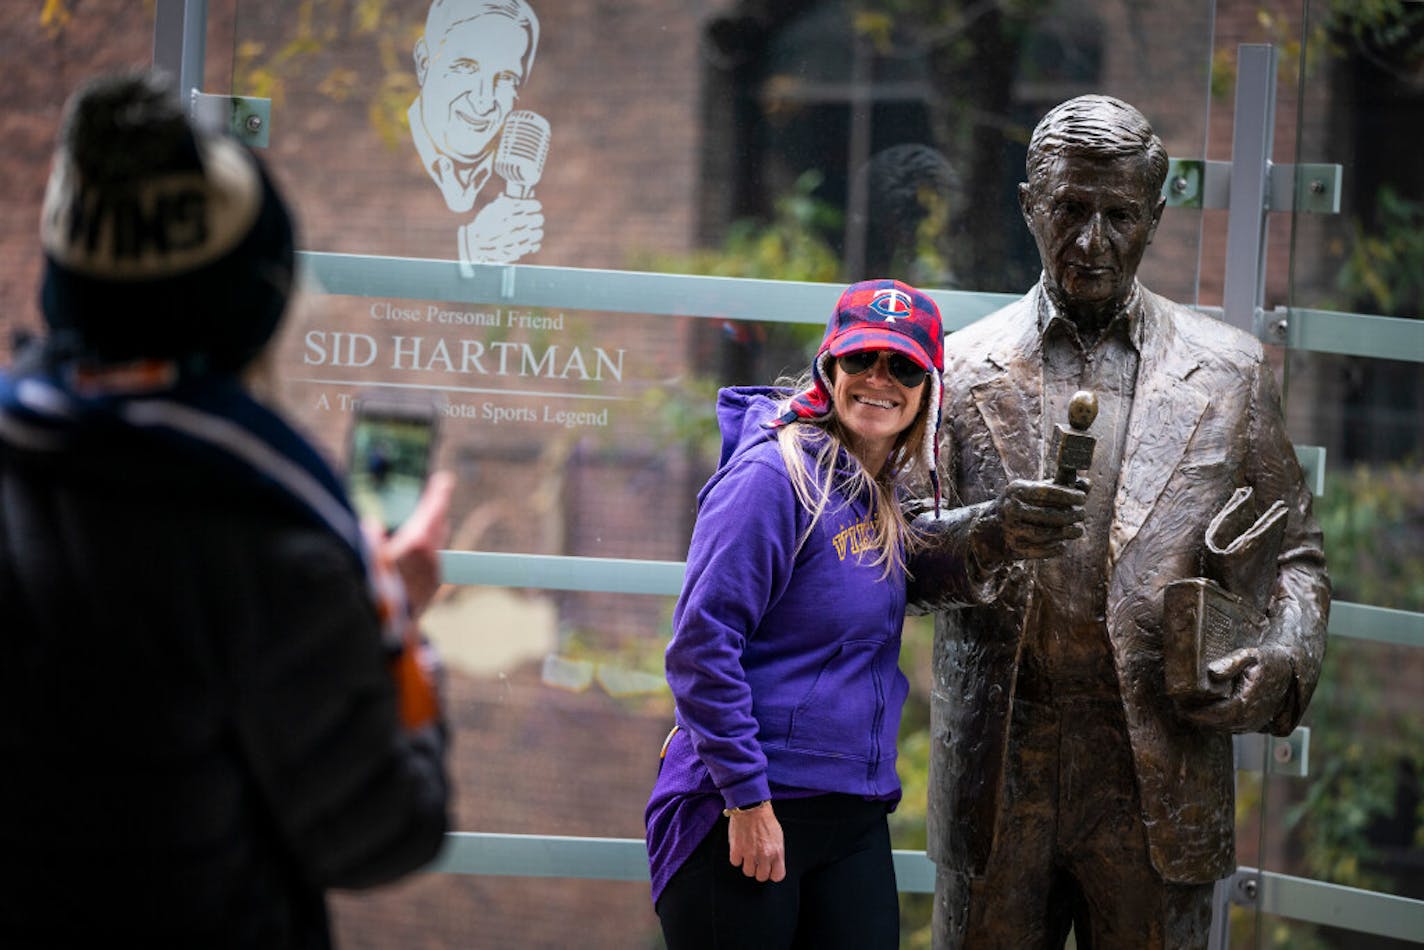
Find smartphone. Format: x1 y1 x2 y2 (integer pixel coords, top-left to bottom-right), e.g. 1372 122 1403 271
346 392 440 532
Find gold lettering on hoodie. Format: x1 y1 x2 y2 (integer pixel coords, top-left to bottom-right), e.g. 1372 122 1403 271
831 517 877 561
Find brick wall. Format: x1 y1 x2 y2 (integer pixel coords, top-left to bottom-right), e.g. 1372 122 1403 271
0 3 157 357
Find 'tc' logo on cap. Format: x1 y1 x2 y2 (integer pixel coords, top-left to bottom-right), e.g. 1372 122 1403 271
868 289 913 322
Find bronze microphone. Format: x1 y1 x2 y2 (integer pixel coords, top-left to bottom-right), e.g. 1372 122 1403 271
1052 389 1098 487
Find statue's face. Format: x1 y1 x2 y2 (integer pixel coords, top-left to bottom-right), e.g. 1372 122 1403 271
1021 152 1164 312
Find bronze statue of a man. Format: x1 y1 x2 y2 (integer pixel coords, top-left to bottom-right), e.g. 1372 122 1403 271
908 95 1330 949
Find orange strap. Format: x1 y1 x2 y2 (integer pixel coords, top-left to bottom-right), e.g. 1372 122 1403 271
390 642 440 732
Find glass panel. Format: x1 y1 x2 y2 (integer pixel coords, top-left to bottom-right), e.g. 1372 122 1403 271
1253 636 1424 945
9 1 1424 943
223 0 1216 295
219 0 1218 945
1281 0 1424 477
1266 0 1424 944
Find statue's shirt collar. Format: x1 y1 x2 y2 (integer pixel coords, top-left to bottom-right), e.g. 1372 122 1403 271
1036 279 1146 354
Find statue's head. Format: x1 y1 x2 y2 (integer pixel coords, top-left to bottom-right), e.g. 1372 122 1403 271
1018 95 1168 319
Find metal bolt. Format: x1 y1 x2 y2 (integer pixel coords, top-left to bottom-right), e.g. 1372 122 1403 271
1309 179 1326 195
1171 176 1190 195
1238 877 1258 901
1272 318 1288 340
245 114 264 133
1273 740 1294 764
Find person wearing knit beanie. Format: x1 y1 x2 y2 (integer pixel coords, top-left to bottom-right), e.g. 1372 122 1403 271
37 70 295 377
0 72 456 948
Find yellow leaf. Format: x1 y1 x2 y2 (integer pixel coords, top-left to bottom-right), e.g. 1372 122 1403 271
40 0 72 36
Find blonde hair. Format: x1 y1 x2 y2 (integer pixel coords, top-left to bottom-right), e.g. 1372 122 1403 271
774 373 933 578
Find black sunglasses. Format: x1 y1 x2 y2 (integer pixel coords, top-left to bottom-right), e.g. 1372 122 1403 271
835 350 930 388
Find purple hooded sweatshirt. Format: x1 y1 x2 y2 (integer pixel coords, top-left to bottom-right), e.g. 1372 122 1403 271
644 387 908 905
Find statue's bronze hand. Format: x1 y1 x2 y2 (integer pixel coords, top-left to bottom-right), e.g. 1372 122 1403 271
970 478 1086 565
1174 645 1293 733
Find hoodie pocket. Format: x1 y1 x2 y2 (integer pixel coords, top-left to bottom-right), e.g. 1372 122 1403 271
786 640 884 761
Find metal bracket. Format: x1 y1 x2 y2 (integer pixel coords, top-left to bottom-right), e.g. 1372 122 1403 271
1271 163 1342 214
1234 727 1310 778
1163 159 1341 214
1259 304 1289 344
1227 868 1262 908
1163 159 1227 209
1294 445 1326 497
191 92 271 148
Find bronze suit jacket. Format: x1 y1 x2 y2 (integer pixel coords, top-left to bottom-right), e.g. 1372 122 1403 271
913 280 1329 884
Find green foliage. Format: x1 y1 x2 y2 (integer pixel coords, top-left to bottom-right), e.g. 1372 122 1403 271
892 614 935 846
848 0 1051 53
1210 1 1424 102
1314 460 1424 610
1274 461 1424 896
547 626 673 713
1325 0 1424 56
230 0 420 150
1335 186 1424 319
893 614 935 945
625 170 842 460
1209 7 1326 99
630 374 724 465
1210 6 1424 324
1284 645 1424 891
1255 915 1333 950
630 170 843 285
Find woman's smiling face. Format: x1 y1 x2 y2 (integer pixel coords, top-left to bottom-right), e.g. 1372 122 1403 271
829 350 926 473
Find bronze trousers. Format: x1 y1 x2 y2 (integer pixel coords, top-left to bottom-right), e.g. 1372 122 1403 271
932 695 1215 950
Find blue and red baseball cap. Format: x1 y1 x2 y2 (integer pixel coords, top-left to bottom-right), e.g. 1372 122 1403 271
770 278 943 423
819 278 944 374
768 278 945 507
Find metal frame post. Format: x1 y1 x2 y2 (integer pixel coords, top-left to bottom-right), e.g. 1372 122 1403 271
151 0 208 103
1221 44 1278 337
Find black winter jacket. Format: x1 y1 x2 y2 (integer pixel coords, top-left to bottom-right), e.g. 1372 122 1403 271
0 388 450 948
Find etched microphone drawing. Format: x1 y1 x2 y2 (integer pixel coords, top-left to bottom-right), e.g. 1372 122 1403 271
408 0 548 266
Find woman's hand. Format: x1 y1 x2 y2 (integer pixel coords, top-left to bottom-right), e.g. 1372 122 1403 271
727 802 786 883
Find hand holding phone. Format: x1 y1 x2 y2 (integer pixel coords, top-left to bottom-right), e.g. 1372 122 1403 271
348 394 452 736
347 393 440 533
379 469 455 618
374 469 455 733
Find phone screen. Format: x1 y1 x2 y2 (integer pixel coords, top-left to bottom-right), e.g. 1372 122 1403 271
347 400 437 531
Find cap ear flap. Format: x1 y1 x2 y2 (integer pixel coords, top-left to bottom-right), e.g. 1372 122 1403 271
926 368 944 511
814 349 837 388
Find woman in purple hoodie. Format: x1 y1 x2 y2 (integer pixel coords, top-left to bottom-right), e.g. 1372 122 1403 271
646 279 952 948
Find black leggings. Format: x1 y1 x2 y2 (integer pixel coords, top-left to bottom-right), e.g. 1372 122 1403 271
655 794 899 950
